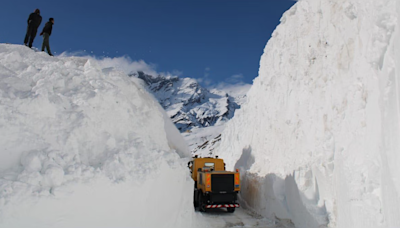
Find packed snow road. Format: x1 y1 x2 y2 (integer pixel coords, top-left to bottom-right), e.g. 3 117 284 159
199 208 294 228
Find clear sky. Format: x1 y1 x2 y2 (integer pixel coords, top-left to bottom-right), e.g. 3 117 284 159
1 0 295 86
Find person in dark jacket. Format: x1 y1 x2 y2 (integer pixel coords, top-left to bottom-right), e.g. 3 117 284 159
40 18 54 56
24 9 42 48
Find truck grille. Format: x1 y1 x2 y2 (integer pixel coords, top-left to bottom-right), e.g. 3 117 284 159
211 174 234 193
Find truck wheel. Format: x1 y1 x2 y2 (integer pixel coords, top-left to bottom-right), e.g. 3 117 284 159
227 207 235 213
193 190 198 209
199 192 207 212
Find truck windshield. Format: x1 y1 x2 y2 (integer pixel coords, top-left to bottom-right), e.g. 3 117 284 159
204 162 215 169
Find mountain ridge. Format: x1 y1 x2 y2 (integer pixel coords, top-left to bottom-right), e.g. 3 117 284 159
134 71 246 133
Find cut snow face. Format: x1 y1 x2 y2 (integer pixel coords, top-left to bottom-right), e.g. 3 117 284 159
0 44 195 228
218 0 400 228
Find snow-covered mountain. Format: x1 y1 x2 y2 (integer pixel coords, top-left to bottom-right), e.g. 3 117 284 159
218 0 400 228
135 71 246 132
134 71 249 156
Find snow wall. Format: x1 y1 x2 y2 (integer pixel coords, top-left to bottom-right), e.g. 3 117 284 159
0 44 196 228
218 0 400 227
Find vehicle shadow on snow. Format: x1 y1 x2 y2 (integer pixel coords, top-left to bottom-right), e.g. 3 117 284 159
202 208 236 215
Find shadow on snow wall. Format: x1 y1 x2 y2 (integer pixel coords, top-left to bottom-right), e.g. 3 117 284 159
234 146 328 228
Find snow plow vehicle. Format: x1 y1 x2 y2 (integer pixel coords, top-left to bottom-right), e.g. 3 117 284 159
188 156 240 213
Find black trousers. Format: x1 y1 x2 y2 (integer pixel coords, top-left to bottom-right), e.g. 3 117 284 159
24 26 38 48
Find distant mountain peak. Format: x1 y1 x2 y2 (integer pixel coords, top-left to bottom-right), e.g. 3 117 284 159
134 71 245 132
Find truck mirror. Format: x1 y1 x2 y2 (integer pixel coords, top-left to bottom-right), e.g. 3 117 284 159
198 168 202 172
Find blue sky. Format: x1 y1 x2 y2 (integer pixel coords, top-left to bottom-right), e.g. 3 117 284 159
1 0 295 87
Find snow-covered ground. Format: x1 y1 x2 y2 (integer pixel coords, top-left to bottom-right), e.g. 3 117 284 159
218 0 400 227
198 207 294 228
0 44 196 228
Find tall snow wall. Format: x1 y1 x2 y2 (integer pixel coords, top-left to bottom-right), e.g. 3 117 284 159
218 0 400 227
0 44 194 228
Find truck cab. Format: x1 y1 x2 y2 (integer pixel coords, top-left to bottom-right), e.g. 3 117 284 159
188 156 240 213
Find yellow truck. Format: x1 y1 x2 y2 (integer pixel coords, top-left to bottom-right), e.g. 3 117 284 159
188 156 240 213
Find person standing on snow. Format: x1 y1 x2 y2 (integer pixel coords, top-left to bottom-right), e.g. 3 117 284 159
40 18 54 56
24 9 42 48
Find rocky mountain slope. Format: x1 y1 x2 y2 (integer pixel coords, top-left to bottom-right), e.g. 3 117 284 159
135 71 245 132
133 71 249 155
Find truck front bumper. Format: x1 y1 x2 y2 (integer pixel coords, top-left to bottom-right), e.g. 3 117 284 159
206 204 240 209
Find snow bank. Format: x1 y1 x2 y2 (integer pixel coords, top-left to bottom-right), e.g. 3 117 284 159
0 44 194 228
218 0 400 227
